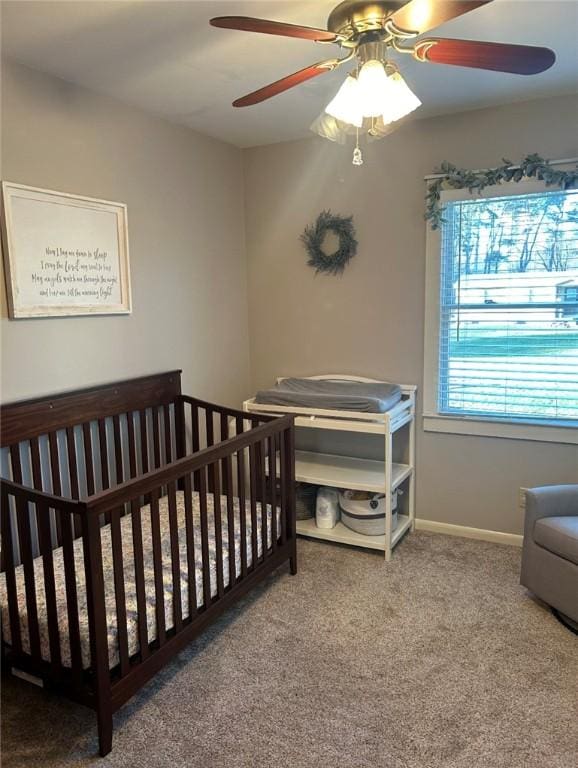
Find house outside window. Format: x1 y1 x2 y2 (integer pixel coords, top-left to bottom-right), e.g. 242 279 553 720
424 179 578 444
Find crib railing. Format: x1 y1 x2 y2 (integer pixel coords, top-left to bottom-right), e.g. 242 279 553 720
1 409 295 692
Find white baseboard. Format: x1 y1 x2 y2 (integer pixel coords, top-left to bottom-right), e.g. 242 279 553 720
415 519 523 547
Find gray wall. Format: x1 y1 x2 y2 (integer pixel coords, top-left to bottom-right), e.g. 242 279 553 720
1 60 250 406
243 94 578 535
2 61 576 535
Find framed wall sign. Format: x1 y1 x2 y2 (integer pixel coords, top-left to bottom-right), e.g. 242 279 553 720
1 182 131 318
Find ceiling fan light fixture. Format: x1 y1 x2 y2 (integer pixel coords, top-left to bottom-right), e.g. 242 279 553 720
324 61 421 135
325 74 363 127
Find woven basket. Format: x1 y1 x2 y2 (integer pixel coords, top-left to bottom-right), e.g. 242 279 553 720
295 482 317 520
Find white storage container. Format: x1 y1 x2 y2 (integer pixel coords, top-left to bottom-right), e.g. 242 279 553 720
339 490 399 536
315 487 340 529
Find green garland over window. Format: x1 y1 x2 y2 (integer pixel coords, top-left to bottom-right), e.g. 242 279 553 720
425 153 578 230
301 210 358 276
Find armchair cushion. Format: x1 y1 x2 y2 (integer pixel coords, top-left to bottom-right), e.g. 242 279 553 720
534 516 578 566
521 485 578 624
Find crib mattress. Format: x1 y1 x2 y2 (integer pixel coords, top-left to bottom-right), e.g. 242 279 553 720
255 378 402 414
0 491 280 670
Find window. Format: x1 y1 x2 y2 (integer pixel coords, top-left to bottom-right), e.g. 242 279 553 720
424 181 578 444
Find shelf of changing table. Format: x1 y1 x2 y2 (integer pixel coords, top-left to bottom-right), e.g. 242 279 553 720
296 514 411 552
293 451 412 493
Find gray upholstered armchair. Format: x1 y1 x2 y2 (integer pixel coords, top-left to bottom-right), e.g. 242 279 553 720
520 484 578 631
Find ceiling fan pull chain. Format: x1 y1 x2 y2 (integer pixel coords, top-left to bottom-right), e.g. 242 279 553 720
352 126 363 166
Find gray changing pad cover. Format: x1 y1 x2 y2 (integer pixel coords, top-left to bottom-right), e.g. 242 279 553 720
255 378 402 414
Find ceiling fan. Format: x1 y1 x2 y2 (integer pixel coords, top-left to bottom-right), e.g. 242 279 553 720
210 1 556 107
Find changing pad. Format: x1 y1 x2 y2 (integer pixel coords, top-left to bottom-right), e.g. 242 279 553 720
255 378 402 414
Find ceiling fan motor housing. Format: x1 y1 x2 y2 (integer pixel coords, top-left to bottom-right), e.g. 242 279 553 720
328 1 410 45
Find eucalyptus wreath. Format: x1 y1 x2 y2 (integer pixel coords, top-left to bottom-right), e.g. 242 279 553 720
301 210 358 275
425 153 578 230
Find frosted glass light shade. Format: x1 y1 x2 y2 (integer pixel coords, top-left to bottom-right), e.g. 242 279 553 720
381 72 421 125
357 59 390 117
310 112 353 144
325 75 363 127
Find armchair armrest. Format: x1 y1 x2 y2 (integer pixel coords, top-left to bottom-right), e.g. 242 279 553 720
524 485 578 540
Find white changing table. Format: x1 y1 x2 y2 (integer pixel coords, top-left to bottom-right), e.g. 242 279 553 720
243 375 416 561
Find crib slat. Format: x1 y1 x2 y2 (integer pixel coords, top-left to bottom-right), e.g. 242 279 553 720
48 432 63 547
30 436 43 490
205 408 214 448
112 415 124 485
175 399 186 460
220 416 229 494
15 494 41 661
182 472 197 617
127 412 137 478
269 435 277 553
58 508 83 684
279 435 287 546
109 508 130 676
220 413 229 442
198 466 212 609
66 427 82 537
236 444 248 579
37 501 62 671
164 404 173 464
98 419 110 490
130 499 150 660
1 487 22 655
284 427 295 546
212 462 224 598
139 410 149 474
167 481 183 632
48 432 62 495
248 443 259 570
191 405 200 490
258 440 267 562
205 408 215 493
191 404 200 454
82 422 95 497
152 407 161 469
9 444 23 485
29 436 43 554
223 454 236 588
97 419 111 526
149 490 167 647
97 421 109 516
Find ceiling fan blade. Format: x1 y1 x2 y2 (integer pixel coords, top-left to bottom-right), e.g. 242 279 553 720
390 1 493 36
210 16 340 42
414 38 556 74
233 60 341 107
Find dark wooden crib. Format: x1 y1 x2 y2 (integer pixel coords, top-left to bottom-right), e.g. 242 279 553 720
0 371 296 756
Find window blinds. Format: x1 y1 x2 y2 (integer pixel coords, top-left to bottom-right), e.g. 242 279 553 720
439 188 578 422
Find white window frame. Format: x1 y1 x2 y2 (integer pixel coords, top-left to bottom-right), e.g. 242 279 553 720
423 178 578 445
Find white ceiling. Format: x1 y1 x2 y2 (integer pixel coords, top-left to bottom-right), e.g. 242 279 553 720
2 1 577 147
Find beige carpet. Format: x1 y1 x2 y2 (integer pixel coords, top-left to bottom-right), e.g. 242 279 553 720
2 532 576 768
